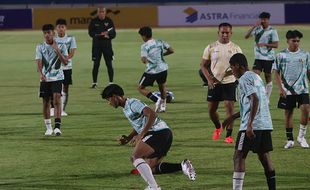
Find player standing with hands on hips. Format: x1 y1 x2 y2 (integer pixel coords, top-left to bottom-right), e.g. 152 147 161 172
88 7 116 88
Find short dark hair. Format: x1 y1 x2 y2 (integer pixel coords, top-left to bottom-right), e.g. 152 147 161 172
286 30 303 39
42 24 54 31
259 12 271 19
138 26 152 38
229 53 248 68
56 18 67 26
218 22 232 30
101 84 124 99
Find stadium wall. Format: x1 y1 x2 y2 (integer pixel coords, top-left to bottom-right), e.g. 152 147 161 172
1 3 310 29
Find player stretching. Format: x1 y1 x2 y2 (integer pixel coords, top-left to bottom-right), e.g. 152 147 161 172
224 53 276 190
36 24 68 136
274 30 310 149
138 26 174 113
101 84 196 190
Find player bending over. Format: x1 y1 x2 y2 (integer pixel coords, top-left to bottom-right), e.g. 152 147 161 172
101 84 196 190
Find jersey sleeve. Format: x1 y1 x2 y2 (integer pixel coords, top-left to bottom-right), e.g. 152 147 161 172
202 45 211 60
35 45 42 60
272 29 279 42
141 45 147 58
130 100 146 114
273 53 281 71
236 45 243 53
60 44 69 57
240 76 256 97
162 40 170 49
70 36 77 49
307 52 310 70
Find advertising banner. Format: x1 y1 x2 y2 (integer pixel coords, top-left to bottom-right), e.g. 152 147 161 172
285 4 310 23
33 6 157 29
158 4 285 26
0 9 32 29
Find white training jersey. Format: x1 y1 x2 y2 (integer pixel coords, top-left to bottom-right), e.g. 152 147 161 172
35 42 68 82
55 34 77 70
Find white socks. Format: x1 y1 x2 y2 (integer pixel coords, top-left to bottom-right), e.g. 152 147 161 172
298 124 307 138
233 172 245 190
44 119 52 130
133 158 158 188
265 82 273 101
61 92 67 111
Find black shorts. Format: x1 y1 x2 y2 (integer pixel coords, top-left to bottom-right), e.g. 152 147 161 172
235 130 273 153
277 94 309 110
139 70 167 87
142 129 173 159
207 82 236 101
63 69 72 85
252 59 274 74
39 81 62 98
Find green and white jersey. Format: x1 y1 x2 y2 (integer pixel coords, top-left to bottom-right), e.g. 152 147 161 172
274 48 310 95
123 98 169 134
141 39 170 74
35 42 68 82
55 34 77 70
238 71 273 131
251 26 279 61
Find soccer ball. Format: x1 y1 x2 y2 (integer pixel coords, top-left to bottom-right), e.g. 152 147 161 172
153 91 175 103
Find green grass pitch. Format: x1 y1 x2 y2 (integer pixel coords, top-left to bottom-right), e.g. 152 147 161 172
0 25 310 189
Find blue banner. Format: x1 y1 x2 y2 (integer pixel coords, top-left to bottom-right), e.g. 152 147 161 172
0 9 32 29
285 4 310 23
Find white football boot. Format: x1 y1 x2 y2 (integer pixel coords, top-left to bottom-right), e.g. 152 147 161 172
297 137 309 148
284 140 294 149
181 159 196 181
54 128 62 136
155 98 162 113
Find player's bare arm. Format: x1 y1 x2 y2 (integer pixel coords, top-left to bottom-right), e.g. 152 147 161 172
163 47 174 56
244 21 260 39
136 107 157 142
222 112 240 129
36 59 46 81
257 41 278 48
200 59 215 89
68 48 76 59
141 56 148 64
52 40 68 65
119 129 138 145
247 93 259 138
274 70 286 97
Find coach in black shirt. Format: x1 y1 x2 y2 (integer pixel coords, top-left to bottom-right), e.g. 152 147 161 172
88 7 116 88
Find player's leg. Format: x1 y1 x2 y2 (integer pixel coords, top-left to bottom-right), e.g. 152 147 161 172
278 95 295 148
40 82 53 136
223 82 236 143
256 130 276 190
233 131 250 190
252 59 263 76
208 101 221 140
61 69 72 116
132 141 160 189
103 50 114 84
258 152 276 190
284 109 294 148
138 73 159 103
91 45 102 88
297 94 310 148
157 71 168 112
263 60 274 103
52 81 63 136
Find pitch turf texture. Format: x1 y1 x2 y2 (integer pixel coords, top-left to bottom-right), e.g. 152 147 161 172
1 26 310 190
